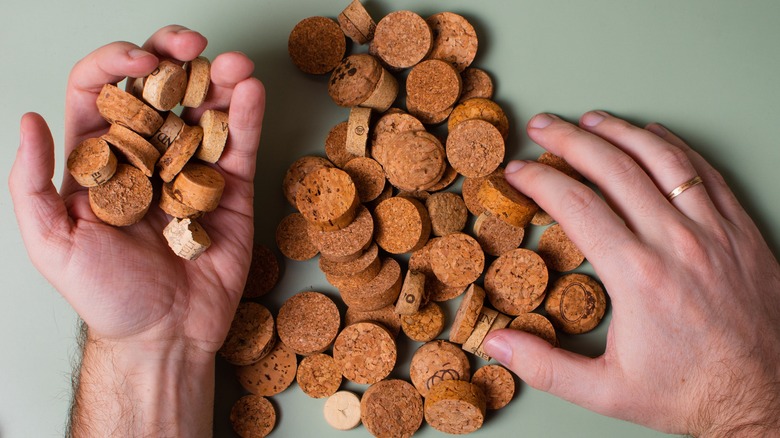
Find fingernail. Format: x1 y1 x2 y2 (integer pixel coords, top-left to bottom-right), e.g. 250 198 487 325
581 111 607 127
646 123 667 137
128 49 152 59
483 335 512 364
505 160 527 174
529 113 554 129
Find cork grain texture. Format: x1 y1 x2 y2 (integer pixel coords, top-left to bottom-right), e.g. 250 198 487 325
410 340 471 398
277 291 340 355
485 248 549 315
235 341 297 397
545 273 607 334
424 380 487 434
87 164 152 226
219 302 276 366
333 322 397 384
229 395 276 438
361 379 423 438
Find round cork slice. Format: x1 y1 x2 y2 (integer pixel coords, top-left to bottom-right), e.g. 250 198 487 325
366 181 394 210
425 192 468 237
159 181 202 219
242 243 280 299
345 304 401 337
296 353 342 398
424 380 486 434
397 190 431 202
473 211 525 257
409 237 465 302
338 0 376 45
410 340 471 397
157 124 203 183
67 137 117 187
171 162 225 212
425 164 459 193
425 12 479 72
101 123 160 177
460 68 494 102
289 16 346 75
95 83 163 137
235 340 297 397
296 167 360 232
308 205 373 262
509 313 558 346
324 121 358 168
406 59 462 115
373 196 431 254
230 395 276 438
320 242 380 280
142 60 187 111
538 223 585 272
196 109 229 164
361 379 423 438
276 212 319 261
342 157 385 202
339 257 402 312
545 273 607 334
471 364 515 410
449 283 486 344
150 112 185 154
485 248 549 315
383 130 447 191
220 302 275 366
373 10 433 69
333 322 397 384
370 112 424 166
400 302 446 342
328 54 382 107
429 232 485 288
405 96 454 126
277 291 341 356
182 56 210 108
477 173 539 228
461 167 504 216
446 118 505 178
88 164 152 227
282 155 334 207
360 66 399 112
448 98 510 140
324 391 362 430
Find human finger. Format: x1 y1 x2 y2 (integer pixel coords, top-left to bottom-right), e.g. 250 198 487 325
140 25 208 62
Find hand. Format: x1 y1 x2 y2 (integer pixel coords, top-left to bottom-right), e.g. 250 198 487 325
483 111 780 435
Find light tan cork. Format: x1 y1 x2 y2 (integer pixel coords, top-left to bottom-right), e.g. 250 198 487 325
406 59 462 115
342 157 386 202
295 167 360 232
101 123 160 177
219 302 276 366
196 109 229 163
172 162 225 212
328 54 383 107
242 243 280 299
473 211 525 257
142 60 187 111
373 196 431 254
162 217 211 260
96 83 163 137
229 395 276 438
477 173 539 228
235 340 297 397
484 248 549 315
373 10 433 69
474 312 511 360
425 12 479 72
370 111 424 166
429 232 485 288
181 56 210 108
531 209 556 226
448 97 510 140
324 391 362 430
509 313 558 346
424 380 486 434
462 307 498 355
288 16 346 75
545 273 607 334
408 237 465 302
296 353 342 399
339 257 402 312
308 205 373 262
361 379 423 438
159 181 202 219
149 112 185 154
410 340 471 398
471 364 515 410
88 164 152 226
446 118 505 178
449 283 486 344
282 155 334 207
395 270 426 315
460 67 494 102
320 242 380 282
400 301 445 342
345 106 371 157
426 192 468 237
276 212 319 261
338 0 376 44
276 291 341 356
67 137 117 187
324 121 357 168
333 322 397 384
383 130 446 191
157 124 203 183
345 305 401 338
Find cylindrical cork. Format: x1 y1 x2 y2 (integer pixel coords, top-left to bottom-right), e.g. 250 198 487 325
383 130 447 191
408 237 465 302
471 365 515 410
276 212 319 261
537 151 583 181
96 84 163 137
219 302 276 366
373 10 433 69
474 312 511 360
373 196 431 254
509 313 558 346
426 192 468 237
545 273 607 334
477 174 539 229
296 167 360 232
276 291 341 356
160 181 202 219
88 164 152 227
324 391 362 431
361 379 423 438
345 107 371 157
461 167 504 216
449 98 510 140
338 0 376 44
230 395 276 438
333 322 397 384
339 257 402 312
460 67 494 102
324 121 358 168
282 155 334 207
462 307 498 355
345 305 401 338
538 223 585 272
142 60 187 111
406 97 453 126
400 301 446 342
307 205 374 262
196 109 229 163
101 123 160 177
328 54 382 107
406 59 462 115
342 157 385 202
429 232 485 288
296 353 342 399
149 112 186 154
289 16 346 75
473 211 525 257
235 340 297 397
410 340 471 398
484 248 549 315
449 284 486 344
172 162 225 212
424 380 486 434
447 118 505 178
359 66 399 112
157 124 203 183
162 217 211 260
181 56 211 108
320 242 380 282
242 243 280 299
67 137 117 187
370 111 425 166
395 270 426 315
425 12 479 72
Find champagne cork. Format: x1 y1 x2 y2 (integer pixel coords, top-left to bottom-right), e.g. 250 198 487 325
425 12 479 72
410 340 471 398
159 181 202 219
484 248 549 315
408 237 465 302
460 67 494 102
172 162 225 212
338 0 376 44
307 205 373 262
473 211 525 257
449 283 486 344
324 121 357 168
88 164 152 226
142 60 187 111
196 109 229 163
333 322 397 384
243 243 280 299
462 307 498 355
345 106 371 157
373 196 431 254
149 112 186 154
339 257 402 312
296 353 342 399
345 305 401 337
474 312 511 360
230 395 276 438
320 242 380 282
101 123 160 177
324 391 362 431
446 118 505 178
67 137 117 187
425 192 468 237
424 380 486 434
400 301 445 342
361 379 423 438
395 270 426 315
181 56 210 108
383 130 447 191
235 340 297 396
276 212 319 261
471 364 515 410
461 167 503 216
448 97 509 140
370 111 424 166
157 124 203 183
282 155 334 207
162 217 211 260
477 173 539 229
96 83 163 137
406 59 462 117
538 223 585 272
429 232 485 288
373 10 433 69
343 157 385 202
276 291 341 356
295 167 360 232
219 302 276 366
289 16 347 75
545 273 607 334
509 313 558 346
329 54 398 111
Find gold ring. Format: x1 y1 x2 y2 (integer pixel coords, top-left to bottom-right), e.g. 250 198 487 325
666 176 703 201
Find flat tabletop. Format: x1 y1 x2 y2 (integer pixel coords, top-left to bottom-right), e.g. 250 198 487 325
1 1 778 437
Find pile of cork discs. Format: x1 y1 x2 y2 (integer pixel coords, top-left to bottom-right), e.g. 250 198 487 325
67 57 230 260
225 1 609 437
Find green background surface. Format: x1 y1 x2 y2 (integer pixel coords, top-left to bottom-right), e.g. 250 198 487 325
1 1 778 437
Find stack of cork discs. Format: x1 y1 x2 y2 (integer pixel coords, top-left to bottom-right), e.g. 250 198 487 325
66 56 230 261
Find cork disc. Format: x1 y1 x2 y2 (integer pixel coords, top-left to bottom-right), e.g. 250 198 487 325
447 118 505 178
425 192 468 237
538 223 585 272
484 248 549 315
88 164 152 227
282 155 334 207
538 151 583 181
460 68 494 102
370 112 424 166
477 173 539 229
308 205 373 262
449 284 486 344
229 395 276 438
320 242 380 279
182 56 211 108
172 162 225 212
400 301 446 342
461 167 503 216
276 291 341 355
142 60 187 111
324 391 362 430
235 340 297 397
157 124 203 183
405 97 454 126
339 257 402 312
242 243 280 299
373 196 431 254
150 112 185 154
343 157 386 202
289 16 347 75
67 137 117 187
159 181 202 219
361 379 423 438
296 353 342 398
383 130 447 191
295 167 359 232
333 322 397 384
95 84 163 137
425 164 459 192
425 12 479 72
328 54 382 107
473 211 525 257
338 0 376 45
196 109 229 163
373 10 433 69
429 232 485 288
509 313 558 346
276 212 319 261
471 364 515 410
101 123 160 177
324 121 358 168
545 273 607 334
424 380 486 434
406 59 462 115
219 302 276 366
410 340 471 397
408 237 465 302
345 304 402 337
448 98 510 140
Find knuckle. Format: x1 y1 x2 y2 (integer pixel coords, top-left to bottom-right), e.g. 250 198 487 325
657 146 693 174
526 356 556 393
604 152 641 182
559 185 600 218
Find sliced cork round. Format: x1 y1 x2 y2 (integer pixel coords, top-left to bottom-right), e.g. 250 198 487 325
361 379 423 438
397 189 431 202
333 321 397 384
360 66 399 112
157 124 203 183
295 166 360 232
235 340 297 397
545 273 607 334
408 237 465 302
101 123 160 177
345 304 401 337
383 130 447 191
159 181 202 219
307 204 373 262
339 257 402 312
447 118 505 178
405 96 453 126
401 301 446 342
242 243 280 299
142 60 187 111
410 340 470 398
343 157 385 202
276 291 341 356
449 283 486 344
324 257 382 290
149 112 185 154
425 164 459 192
461 167 503 216
320 242 380 280
461 307 498 356
429 232 485 288
373 10 433 69
345 106 371 157
328 54 383 107
88 164 152 227
485 248 549 315
538 151 583 181
424 380 486 434
538 223 585 272
373 196 431 254
406 59 462 115
282 155 334 207
229 395 276 438
473 211 525 257
182 56 210 108
395 270 426 316
289 16 346 75
509 312 558 346
477 173 539 228
426 192 468 236
338 0 376 45
460 68 494 102
370 111 424 166
219 302 276 366
276 212 319 261
96 83 163 137
171 162 225 212
162 217 211 260
67 137 117 187
471 364 515 410
425 12 479 72
448 98 510 140
296 353 342 399
196 109 229 163
324 391 362 430
474 312 511 360
324 121 357 168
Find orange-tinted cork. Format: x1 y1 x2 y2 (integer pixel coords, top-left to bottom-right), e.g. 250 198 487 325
429 232 485 288
370 111 424 166
324 121 358 168
426 192 468 237
308 205 374 262
484 248 549 315
172 162 225 212
545 273 607 334
243 243 280 299
395 270 426 315
373 196 431 254
400 301 446 342
101 123 160 177
345 305 401 337
383 130 447 191
460 67 494 102
509 313 558 346
410 340 471 397
408 237 465 302
373 10 433 69
282 155 335 207
461 167 503 216
333 322 397 384
424 380 486 434
230 395 276 438
182 56 210 108
67 137 117 187
449 283 486 344
406 59 462 115
446 118 505 178
162 217 211 260
361 379 423 438
477 173 539 229
295 167 360 232
425 12 478 72
157 124 203 182
196 109 229 163
219 302 276 366
276 291 341 356
289 16 347 75
328 54 383 107
142 60 187 111
276 212 319 261
343 157 385 202
88 164 152 227
320 242 380 282
338 0 376 44
339 257 402 312
159 181 202 219
538 223 585 272
471 364 515 410
473 211 525 257
235 340 297 397
96 83 163 137
296 353 342 398
448 98 510 140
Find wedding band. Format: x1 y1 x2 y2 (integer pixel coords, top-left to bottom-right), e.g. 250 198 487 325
666 176 703 201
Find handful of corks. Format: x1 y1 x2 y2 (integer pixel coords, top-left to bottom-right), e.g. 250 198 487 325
66 56 229 261
225 1 609 437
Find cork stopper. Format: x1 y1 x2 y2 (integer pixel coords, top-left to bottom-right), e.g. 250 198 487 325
449 283 486 344
296 353 342 399
242 244 280 299
157 124 203 183
345 106 371 157
88 164 152 226
477 173 539 228
408 237 466 302
320 242 380 280
196 109 229 163
333 321 397 384
96 83 163 137
471 364 515 410
429 232 485 288
67 137 117 187
462 307 498 355
425 192 468 237
484 248 549 315
424 380 486 434
289 16 347 75
406 59 462 115
538 151 583 181
338 0 376 44
373 10 433 69
448 97 509 140
395 270 426 315
358 62 399 112
172 162 225 212
328 54 383 108
473 211 525 257
276 212 319 261
295 167 360 232
425 12 479 72
373 196 431 254
230 395 276 438
342 157 385 203
324 391 362 430
142 60 187 111
406 99 453 126
181 56 210 108
538 223 585 272
219 302 276 366
370 111 425 166
461 167 504 216
400 301 446 342
235 340 297 396
509 313 558 346
101 123 160 177
282 155 334 207
410 340 471 398
149 112 185 154
162 217 211 260
383 130 447 191
545 273 607 334
339 257 402 312
324 121 358 168
160 181 202 219
361 379 423 437
446 118 505 178
473 312 511 360
460 67 494 102
307 204 374 262
345 305 401 337
277 291 341 356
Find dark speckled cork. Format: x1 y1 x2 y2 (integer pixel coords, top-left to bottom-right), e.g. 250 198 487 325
295 167 360 232
235 340 297 397
229 395 276 438
219 302 276 366
289 16 346 75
